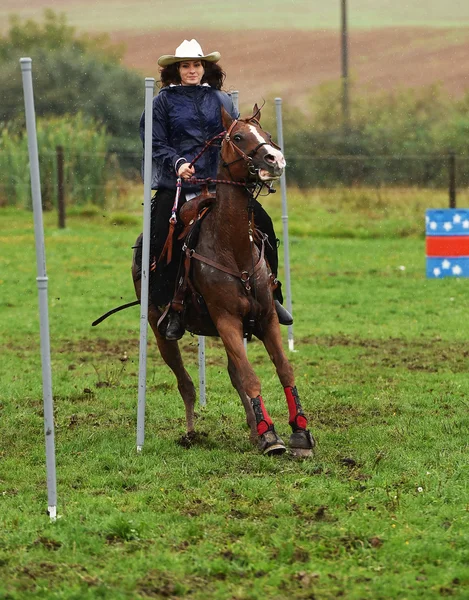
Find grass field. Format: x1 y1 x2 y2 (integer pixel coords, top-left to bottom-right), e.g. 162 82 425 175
1 188 469 599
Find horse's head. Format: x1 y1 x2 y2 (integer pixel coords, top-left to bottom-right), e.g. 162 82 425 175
220 104 286 182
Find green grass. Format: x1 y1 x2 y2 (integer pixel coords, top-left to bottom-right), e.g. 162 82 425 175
1 188 469 599
3 0 469 32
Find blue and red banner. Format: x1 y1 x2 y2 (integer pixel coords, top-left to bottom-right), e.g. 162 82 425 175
426 209 469 278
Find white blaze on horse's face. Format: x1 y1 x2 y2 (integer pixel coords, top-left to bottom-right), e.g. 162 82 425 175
248 124 286 181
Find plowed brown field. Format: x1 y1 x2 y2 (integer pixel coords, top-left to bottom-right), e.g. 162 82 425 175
111 28 469 108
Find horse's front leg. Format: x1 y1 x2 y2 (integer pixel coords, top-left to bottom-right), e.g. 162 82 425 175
261 317 315 457
214 314 286 455
227 357 257 445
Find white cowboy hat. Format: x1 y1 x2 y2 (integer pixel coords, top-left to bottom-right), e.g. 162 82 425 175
157 39 221 67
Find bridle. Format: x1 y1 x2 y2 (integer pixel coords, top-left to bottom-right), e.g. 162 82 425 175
221 119 282 177
188 118 282 183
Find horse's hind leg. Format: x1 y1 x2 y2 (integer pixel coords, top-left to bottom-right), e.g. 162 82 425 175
227 357 257 445
153 330 197 434
261 321 315 457
132 246 196 435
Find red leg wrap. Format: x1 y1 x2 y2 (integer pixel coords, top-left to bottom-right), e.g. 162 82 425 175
284 386 308 431
250 395 273 436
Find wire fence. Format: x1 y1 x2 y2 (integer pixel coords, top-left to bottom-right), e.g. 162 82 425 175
1 150 468 209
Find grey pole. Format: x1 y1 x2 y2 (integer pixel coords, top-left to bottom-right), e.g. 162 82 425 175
341 0 350 132
198 336 206 407
231 91 249 352
275 98 294 352
231 90 239 116
136 77 155 452
196 88 242 405
20 57 57 520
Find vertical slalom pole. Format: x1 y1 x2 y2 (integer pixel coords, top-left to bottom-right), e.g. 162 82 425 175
230 91 249 351
196 89 242 405
198 336 206 407
136 77 155 452
20 57 57 520
275 98 295 352
231 90 239 117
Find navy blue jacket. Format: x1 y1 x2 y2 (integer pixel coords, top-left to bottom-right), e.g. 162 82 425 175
140 85 238 191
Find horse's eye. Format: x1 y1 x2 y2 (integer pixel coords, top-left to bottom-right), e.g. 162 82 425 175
233 134 242 142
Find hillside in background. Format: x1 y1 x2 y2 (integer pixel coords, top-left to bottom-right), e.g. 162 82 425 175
3 1 469 108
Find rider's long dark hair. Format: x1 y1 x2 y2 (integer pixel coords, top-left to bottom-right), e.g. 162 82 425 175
159 61 226 89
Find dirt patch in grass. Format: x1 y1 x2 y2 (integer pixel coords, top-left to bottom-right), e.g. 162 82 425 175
112 27 469 107
300 334 469 373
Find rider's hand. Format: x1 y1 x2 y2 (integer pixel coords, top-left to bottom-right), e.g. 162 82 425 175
177 162 195 180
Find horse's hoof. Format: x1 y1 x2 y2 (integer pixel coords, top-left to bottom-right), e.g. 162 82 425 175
289 429 315 458
258 428 286 456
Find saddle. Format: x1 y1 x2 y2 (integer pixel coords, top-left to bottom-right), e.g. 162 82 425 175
170 187 216 316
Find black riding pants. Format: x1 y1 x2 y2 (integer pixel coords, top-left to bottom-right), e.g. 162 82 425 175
138 187 281 307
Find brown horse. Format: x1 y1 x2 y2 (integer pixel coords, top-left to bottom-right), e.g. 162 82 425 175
132 106 314 457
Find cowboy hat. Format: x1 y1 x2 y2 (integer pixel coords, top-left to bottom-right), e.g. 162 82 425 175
157 39 220 67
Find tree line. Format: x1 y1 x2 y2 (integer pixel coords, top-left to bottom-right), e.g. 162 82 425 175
2 10 469 207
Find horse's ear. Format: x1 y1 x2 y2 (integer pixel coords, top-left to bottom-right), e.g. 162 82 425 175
221 106 233 131
252 103 261 122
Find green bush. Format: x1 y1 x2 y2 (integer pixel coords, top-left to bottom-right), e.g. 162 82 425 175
261 82 469 188
0 11 143 151
0 113 111 208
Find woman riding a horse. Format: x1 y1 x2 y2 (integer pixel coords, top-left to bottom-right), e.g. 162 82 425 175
138 39 292 340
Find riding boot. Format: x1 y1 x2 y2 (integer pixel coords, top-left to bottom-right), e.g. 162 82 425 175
274 299 293 326
273 283 293 326
165 310 185 341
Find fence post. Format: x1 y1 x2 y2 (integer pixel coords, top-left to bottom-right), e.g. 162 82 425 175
56 145 65 229
449 151 456 209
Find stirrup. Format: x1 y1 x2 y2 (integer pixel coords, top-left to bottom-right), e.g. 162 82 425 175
274 300 293 326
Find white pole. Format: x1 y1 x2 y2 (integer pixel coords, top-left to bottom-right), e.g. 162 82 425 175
198 336 206 406
275 98 295 352
230 91 249 352
232 90 239 116
136 77 155 452
20 57 57 520
196 89 243 405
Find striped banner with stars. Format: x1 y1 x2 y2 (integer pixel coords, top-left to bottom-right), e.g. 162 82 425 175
426 209 469 278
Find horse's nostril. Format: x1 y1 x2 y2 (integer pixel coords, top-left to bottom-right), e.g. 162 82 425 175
265 154 276 164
